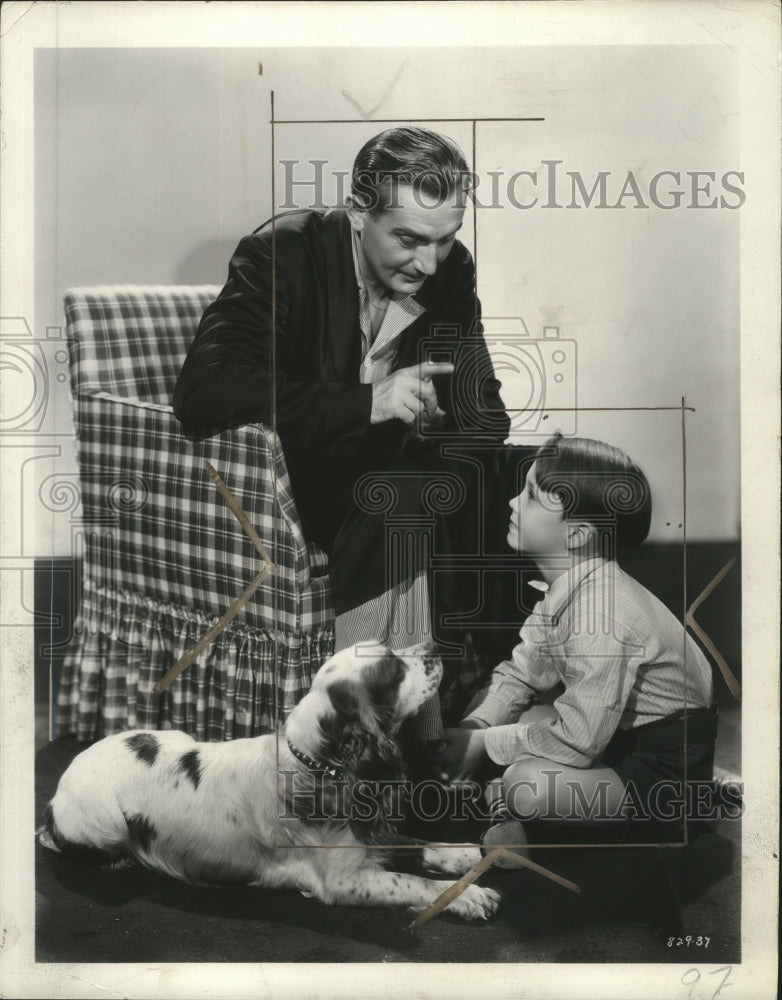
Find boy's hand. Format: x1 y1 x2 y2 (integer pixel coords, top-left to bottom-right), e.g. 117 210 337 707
431 727 488 783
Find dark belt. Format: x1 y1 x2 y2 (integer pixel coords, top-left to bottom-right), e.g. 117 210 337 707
624 705 719 753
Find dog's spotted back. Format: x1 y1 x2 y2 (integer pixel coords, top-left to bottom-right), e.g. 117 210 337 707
36 643 499 920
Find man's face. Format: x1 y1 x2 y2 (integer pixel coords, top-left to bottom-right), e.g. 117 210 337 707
348 184 466 296
507 462 569 557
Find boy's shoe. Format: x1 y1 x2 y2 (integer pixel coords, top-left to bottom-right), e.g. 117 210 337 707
479 819 530 868
480 778 530 869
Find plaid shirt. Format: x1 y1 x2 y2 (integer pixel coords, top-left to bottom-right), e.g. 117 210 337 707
464 557 714 767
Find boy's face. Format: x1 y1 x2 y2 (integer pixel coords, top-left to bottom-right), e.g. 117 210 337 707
507 462 568 556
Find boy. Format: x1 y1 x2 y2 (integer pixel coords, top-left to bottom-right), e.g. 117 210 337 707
433 433 717 853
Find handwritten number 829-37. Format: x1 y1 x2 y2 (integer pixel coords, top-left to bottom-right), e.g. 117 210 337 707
668 935 710 948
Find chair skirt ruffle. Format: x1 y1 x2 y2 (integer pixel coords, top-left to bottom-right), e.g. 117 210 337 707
55 581 335 742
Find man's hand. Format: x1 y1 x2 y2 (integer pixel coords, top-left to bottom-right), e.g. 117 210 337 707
414 404 447 438
430 726 488 783
370 362 454 426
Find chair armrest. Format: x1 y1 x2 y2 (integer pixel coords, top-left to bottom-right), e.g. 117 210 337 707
72 389 316 591
71 395 320 633
85 391 176 413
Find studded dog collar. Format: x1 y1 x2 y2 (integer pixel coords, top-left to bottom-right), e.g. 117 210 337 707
286 739 344 780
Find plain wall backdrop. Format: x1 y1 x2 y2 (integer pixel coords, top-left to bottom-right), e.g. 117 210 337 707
30 45 740 556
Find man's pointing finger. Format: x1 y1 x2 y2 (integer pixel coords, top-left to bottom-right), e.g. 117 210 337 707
417 362 455 381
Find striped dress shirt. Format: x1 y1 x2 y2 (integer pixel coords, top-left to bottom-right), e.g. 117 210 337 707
463 557 714 767
351 228 425 384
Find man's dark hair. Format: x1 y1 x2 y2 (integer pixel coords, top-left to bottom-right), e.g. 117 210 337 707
535 432 652 553
351 127 471 214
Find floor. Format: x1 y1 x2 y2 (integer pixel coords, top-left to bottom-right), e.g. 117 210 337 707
34 701 741 965
34 542 743 964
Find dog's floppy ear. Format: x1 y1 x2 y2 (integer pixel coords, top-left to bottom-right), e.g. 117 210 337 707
334 678 406 845
362 652 406 714
316 676 371 765
327 678 360 721
319 660 408 844
340 722 406 845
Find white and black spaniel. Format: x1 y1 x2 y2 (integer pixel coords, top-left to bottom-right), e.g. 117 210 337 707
39 642 500 921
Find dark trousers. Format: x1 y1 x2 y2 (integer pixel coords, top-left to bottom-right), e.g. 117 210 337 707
286 438 539 672
605 706 719 834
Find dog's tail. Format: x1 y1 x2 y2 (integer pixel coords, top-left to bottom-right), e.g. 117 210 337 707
37 802 120 866
37 803 63 853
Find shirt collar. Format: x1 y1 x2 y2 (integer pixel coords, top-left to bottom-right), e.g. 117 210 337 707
540 556 610 623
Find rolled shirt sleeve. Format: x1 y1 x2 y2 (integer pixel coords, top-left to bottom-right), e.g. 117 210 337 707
463 636 557 729
466 559 713 769
480 628 644 768
464 564 647 768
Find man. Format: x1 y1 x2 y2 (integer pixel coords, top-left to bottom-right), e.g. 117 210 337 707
173 127 524 741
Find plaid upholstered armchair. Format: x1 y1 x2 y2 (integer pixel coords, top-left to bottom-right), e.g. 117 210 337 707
55 286 334 742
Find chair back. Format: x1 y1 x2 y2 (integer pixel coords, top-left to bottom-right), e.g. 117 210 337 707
64 285 221 405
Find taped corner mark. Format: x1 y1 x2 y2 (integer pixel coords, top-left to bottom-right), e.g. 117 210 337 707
685 556 741 700
153 464 276 695
410 846 580 931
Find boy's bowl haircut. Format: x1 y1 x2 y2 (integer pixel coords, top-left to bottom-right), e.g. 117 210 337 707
535 433 653 553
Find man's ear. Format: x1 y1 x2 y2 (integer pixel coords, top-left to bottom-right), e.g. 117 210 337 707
566 521 596 552
345 194 365 233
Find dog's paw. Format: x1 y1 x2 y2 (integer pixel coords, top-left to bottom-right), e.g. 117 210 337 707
445 883 501 921
423 844 482 876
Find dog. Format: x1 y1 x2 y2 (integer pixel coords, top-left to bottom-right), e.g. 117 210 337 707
39 642 500 921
